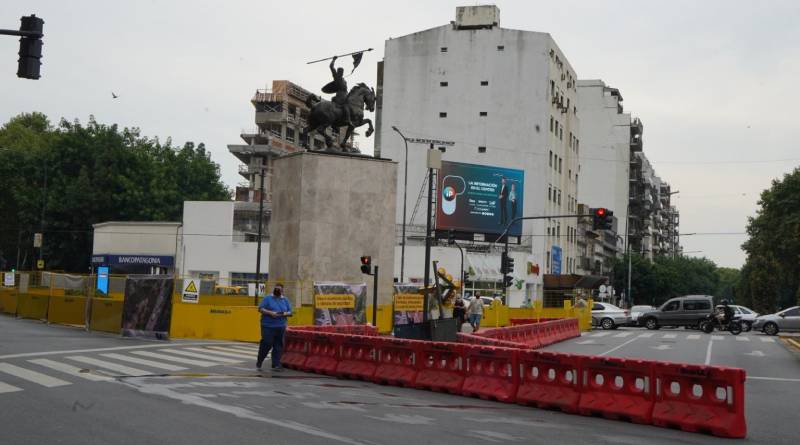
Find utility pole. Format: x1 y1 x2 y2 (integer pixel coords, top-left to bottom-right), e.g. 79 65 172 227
254 157 266 305
422 143 435 321
391 126 409 282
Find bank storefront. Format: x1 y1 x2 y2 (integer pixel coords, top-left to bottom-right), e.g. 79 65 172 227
91 254 175 275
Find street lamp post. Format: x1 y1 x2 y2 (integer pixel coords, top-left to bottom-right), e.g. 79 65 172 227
391 126 409 283
254 156 266 305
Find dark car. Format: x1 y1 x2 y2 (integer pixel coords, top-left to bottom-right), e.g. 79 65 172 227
639 295 714 330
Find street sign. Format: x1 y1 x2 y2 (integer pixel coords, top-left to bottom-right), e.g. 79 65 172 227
406 138 455 146
33 233 42 248
181 279 199 304
3 272 14 287
599 284 607 293
36 259 44 269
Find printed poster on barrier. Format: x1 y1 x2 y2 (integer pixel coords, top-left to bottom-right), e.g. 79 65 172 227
313 282 367 326
121 275 173 339
3 272 14 287
181 279 200 304
393 283 423 326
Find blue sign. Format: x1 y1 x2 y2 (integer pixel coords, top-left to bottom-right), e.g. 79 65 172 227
551 245 562 275
91 254 174 266
96 266 109 295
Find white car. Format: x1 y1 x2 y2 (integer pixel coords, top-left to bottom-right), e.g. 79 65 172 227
591 303 630 330
630 305 656 325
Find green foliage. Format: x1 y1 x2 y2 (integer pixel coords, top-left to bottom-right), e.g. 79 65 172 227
714 267 741 303
612 254 723 307
0 113 230 272
740 167 800 313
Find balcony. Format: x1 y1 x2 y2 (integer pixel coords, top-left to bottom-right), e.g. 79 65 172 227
255 111 286 124
240 128 270 145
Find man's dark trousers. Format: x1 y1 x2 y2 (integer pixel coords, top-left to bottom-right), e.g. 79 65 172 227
257 325 286 368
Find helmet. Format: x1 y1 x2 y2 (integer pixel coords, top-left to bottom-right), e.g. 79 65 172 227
721 299 730 305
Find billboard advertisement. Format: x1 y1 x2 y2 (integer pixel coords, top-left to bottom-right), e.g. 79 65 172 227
551 245 562 275
313 282 367 326
436 161 525 237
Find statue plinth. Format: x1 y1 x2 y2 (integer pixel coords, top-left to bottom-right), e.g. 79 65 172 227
268 151 397 307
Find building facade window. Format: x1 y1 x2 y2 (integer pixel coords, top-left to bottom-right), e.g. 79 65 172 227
478 146 486 153
479 111 487 116
480 80 489 86
558 158 562 173
439 112 447 118
549 151 553 166
440 81 448 87
550 116 554 132
497 45 505 51
440 47 448 52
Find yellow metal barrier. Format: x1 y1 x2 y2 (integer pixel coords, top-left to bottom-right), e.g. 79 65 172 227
0 287 18 315
287 306 314 326
89 299 123 333
16 294 50 320
366 305 393 334
47 295 87 326
170 303 260 342
483 300 510 327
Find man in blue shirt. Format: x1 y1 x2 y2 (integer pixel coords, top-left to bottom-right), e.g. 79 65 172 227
256 284 292 371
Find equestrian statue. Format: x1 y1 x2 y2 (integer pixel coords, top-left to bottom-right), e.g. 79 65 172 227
302 51 375 154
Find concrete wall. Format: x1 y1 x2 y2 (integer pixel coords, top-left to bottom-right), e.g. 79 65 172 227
377 19 581 296
576 80 630 234
180 201 269 284
269 152 397 305
92 222 180 256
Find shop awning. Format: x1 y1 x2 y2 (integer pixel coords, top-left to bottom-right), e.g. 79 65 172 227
465 253 503 282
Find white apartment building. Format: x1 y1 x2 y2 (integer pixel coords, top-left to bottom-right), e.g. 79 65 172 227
375 5 581 306
576 80 632 240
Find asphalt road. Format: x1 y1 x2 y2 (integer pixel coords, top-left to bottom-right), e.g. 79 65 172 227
1 316 798 445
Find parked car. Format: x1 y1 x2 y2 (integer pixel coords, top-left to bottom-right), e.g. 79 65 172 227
629 305 656 326
752 306 800 336
591 302 630 330
638 295 714 330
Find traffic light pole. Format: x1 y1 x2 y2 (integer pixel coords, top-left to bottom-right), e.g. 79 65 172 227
496 213 594 302
371 265 379 327
422 143 435 322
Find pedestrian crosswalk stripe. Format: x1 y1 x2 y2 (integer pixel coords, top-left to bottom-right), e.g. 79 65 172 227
130 350 220 368
0 381 22 394
760 337 775 343
662 334 677 339
28 359 113 382
189 347 254 360
687 334 701 340
637 333 654 338
226 345 259 353
0 363 71 387
100 353 187 372
159 349 242 364
711 335 724 340
590 332 611 338
612 332 632 338
67 356 151 377
736 336 750 342
577 340 595 345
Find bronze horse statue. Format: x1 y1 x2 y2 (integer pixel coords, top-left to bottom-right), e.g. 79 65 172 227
302 82 375 153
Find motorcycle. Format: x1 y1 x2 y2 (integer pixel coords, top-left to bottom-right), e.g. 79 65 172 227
699 313 742 335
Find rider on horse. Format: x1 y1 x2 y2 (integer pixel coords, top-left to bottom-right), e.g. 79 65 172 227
328 56 352 127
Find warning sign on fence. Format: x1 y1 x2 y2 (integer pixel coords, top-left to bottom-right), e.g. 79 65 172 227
3 272 14 287
315 294 355 309
182 279 200 304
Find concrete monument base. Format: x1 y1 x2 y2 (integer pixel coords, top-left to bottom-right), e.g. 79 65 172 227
268 151 397 307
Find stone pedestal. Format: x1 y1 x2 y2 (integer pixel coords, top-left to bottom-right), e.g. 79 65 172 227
268 152 397 306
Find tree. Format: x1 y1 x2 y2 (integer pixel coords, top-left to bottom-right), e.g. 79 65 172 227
0 113 231 272
714 267 741 303
740 167 800 313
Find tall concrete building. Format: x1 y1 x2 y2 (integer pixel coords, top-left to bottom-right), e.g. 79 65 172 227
375 5 581 305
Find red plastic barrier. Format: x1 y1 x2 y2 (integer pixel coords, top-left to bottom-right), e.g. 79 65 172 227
457 333 522 349
510 318 560 325
414 342 465 394
303 332 342 376
290 325 379 336
516 350 582 413
578 356 655 424
652 363 747 438
374 338 419 387
462 345 519 403
336 335 378 381
281 330 310 370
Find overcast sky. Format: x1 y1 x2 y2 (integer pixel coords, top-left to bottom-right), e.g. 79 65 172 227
1 0 798 268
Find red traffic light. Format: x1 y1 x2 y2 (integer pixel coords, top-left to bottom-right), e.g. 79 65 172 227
360 256 371 265
360 256 372 274
595 207 607 216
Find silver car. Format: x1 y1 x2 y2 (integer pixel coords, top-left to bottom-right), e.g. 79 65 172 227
591 302 631 330
630 305 656 325
752 306 800 335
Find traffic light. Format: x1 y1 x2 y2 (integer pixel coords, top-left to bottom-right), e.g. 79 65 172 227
500 252 515 275
503 275 514 288
16 15 44 80
592 207 614 231
360 256 372 274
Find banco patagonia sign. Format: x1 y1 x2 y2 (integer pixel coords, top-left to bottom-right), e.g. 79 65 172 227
91 255 175 266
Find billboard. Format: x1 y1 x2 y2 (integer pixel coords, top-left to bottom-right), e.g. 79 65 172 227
551 245 562 275
436 161 525 237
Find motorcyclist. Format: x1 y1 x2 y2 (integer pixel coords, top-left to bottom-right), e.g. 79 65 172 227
717 299 734 325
